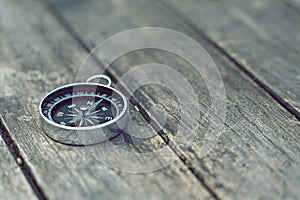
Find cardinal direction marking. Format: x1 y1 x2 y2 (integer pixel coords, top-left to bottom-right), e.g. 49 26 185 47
68 104 76 109
56 111 64 117
101 107 108 111
105 116 113 121
87 101 93 106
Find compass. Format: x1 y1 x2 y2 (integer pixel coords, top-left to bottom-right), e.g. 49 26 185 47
39 75 128 145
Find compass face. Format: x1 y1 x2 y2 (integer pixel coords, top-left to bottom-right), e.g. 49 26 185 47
40 83 126 130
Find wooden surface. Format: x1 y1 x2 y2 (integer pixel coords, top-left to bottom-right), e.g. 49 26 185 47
0 0 211 200
162 0 300 119
0 130 36 200
0 0 299 199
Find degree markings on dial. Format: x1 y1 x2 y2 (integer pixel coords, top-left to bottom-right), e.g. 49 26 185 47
64 93 72 98
68 104 76 109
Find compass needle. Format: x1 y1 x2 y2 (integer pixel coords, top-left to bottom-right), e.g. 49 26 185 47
87 99 103 114
66 115 82 125
89 110 104 116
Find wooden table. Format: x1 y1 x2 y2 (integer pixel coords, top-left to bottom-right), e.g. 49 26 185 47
1 0 300 199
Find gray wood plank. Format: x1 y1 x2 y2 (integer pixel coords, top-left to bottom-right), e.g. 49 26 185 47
48 0 300 199
0 0 213 199
0 131 36 200
161 0 300 119
287 0 300 11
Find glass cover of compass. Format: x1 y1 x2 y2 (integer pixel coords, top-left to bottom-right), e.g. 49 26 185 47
39 76 127 131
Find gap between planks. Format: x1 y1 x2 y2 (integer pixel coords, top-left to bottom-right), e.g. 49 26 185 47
0 117 48 200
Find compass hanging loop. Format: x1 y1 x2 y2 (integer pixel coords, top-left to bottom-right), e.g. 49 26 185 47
86 74 112 87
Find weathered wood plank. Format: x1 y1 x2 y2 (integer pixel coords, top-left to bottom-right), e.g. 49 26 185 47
161 0 300 119
286 0 300 11
0 0 213 199
0 131 36 200
48 0 300 199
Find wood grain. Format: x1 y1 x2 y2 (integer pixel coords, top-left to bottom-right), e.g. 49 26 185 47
286 0 300 11
0 130 36 200
0 0 213 199
161 0 300 119
48 0 300 199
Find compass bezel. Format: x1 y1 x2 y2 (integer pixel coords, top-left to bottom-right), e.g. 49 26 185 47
39 82 128 131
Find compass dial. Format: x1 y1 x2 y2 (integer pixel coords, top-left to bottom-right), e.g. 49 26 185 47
51 96 116 127
40 83 126 130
